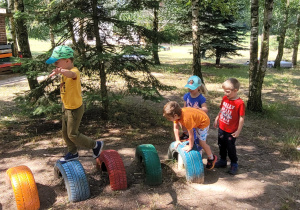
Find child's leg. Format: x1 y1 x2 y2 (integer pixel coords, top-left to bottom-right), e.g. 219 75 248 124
62 107 77 154
218 128 228 160
226 133 238 164
195 127 217 170
195 127 212 158
66 105 96 151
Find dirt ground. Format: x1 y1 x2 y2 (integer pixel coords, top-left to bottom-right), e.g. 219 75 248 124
0 73 299 210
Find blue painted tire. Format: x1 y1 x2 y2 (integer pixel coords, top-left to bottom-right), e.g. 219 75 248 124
54 160 90 202
168 141 204 183
135 144 162 185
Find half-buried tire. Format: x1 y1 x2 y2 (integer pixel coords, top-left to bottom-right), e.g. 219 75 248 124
96 150 127 190
6 165 40 210
54 160 90 202
168 141 204 183
135 144 162 185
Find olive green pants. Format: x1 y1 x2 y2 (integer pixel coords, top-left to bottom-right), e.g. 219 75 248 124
62 105 96 154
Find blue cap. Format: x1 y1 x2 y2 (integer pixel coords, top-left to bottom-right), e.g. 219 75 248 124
184 75 202 90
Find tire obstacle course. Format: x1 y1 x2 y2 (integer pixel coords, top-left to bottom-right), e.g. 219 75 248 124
168 141 205 184
96 149 127 190
5 142 204 208
6 165 40 210
135 144 162 186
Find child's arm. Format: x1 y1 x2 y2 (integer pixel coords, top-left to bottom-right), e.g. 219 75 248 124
232 115 245 138
183 101 187 107
183 129 194 152
213 110 221 128
49 67 77 79
173 122 182 148
200 103 208 113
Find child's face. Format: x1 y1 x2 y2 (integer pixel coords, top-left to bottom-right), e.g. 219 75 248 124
165 114 179 122
54 58 72 69
188 88 199 94
223 87 238 100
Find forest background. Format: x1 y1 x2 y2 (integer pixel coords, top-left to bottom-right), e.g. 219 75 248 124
0 0 299 209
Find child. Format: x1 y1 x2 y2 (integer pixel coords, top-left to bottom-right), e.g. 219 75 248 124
213 78 245 175
163 101 217 170
46 45 104 163
180 75 208 140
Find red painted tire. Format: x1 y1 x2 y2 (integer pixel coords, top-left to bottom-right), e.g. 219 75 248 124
96 150 127 190
6 165 40 210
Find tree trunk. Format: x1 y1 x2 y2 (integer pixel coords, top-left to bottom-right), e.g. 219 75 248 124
14 0 38 90
248 0 273 112
68 20 76 45
292 14 300 66
152 4 160 65
49 25 55 48
274 0 289 68
91 0 108 120
7 0 18 56
215 49 221 65
191 0 203 83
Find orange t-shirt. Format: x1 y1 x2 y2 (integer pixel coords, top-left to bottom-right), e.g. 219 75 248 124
175 107 210 130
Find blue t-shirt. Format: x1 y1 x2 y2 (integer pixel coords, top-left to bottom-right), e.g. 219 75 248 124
183 92 206 108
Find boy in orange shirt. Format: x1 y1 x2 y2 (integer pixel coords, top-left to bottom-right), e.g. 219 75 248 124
163 101 217 169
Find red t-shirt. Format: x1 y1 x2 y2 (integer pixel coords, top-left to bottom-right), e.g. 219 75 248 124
218 96 245 133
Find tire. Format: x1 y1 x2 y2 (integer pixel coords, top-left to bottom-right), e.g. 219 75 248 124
168 141 204 184
135 144 162 185
6 165 40 210
54 160 90 202
96 150 127 190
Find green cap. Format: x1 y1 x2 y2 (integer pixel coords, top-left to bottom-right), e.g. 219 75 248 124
46 46 74 64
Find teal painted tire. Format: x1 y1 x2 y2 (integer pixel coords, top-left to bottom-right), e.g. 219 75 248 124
54 160 90 202
135 144 162 185
168 141 204 183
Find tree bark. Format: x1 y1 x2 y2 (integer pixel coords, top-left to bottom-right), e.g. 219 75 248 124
49 25 55 48
152 4 160 65
91 0 108 120
14 0 38 90
191 0 203 83
7 0 18 56
216 49 221 65
274 0 289 68
248 0 274 112
292 14 300 66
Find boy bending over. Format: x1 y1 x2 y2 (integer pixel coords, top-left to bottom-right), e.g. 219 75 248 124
163 101 217 170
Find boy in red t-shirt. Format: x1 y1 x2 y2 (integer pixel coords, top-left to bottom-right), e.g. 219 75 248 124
213 78 245 175
163 101 217 170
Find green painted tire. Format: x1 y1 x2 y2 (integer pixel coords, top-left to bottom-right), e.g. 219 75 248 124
135 144 162 185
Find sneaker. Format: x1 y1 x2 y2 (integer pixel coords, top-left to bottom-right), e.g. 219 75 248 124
93 141 104 158
228 163 238 175
60 152 79 163
180 133 189 140
215 159 227 168
206 155 217 170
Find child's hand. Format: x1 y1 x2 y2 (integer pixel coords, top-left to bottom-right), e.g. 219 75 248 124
174 141 182 148
49 67 61 77
213 118 218 128
183 145 193 152
232 130 240 138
